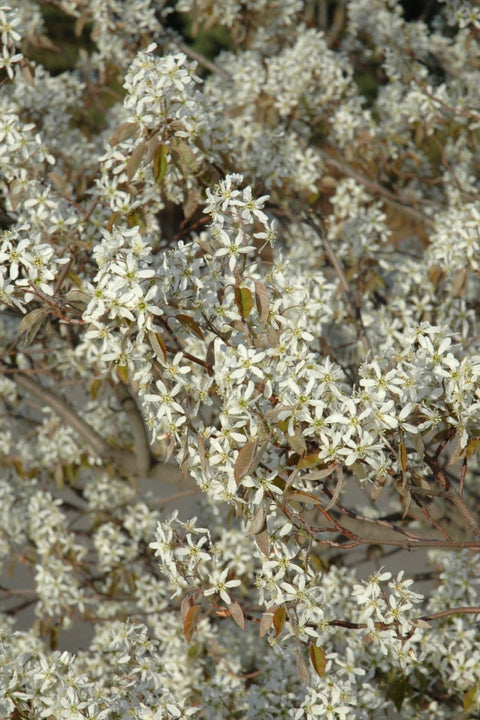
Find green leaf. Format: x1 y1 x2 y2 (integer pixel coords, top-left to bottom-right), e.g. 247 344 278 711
234 286 254 320
153 144 168 184
116 364 129 382
297 452 320 469
464 684 479 713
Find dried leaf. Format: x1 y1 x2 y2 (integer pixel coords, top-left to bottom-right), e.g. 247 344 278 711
8 179 23 210
254 280 270 322
234 286 254 321
20 61 35 87
308 644 326 678
229 600 245 630
197 433 207 476
286 428 306 455
304 465 336 482
234 440 257 485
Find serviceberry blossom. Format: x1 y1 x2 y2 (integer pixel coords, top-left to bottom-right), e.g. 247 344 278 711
1 1 480 718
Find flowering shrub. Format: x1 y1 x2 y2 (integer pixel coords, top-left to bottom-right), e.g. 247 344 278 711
1 0 480 717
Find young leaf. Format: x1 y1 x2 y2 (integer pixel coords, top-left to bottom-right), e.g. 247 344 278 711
127 141 146 182
176 313 205 340
110 121 138 147
19 308 48 348
259 611 274 639
148 330 167 363
255 527 269 556
273 606 286 636
116 364 129 382
296 647 310 684
234 286 254 321
153 144 168 184
229 600 245 631
246 505 266 536
308 644 326 679
183 603 201 643
234 440 257 485
254 280 270 322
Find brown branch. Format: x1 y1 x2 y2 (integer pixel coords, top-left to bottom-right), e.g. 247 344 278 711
114 382 153 476
5 364 138 476
304 215 371 354
424 453 480 538
318 149 436 229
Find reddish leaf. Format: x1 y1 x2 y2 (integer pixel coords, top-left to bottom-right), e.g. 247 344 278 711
296 647 310 684
273 606 286 636
110 121 138 147
255 527 269 556
176 313 205 340
19 308 48 348
259 611 274 639
183 603 201 643
234 440 257 485
127 141 146 182
254 280 270 322
229 600 245 631
400 442 407 473
308 644 326 679
246 505 266 536
148 330 167 363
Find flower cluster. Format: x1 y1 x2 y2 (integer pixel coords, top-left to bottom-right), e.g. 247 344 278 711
0 1 480 718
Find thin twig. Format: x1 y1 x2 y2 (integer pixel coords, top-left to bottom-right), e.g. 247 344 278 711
304 215 371 354
115 382 153 476
318 149 436 229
